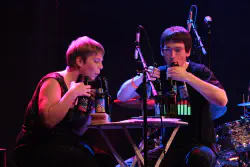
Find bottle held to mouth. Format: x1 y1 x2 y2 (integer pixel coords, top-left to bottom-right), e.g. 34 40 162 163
76 75 91 115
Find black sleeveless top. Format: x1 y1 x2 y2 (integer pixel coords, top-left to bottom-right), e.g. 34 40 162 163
15 72 91 148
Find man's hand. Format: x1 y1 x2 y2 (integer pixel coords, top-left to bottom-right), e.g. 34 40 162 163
167 66 190 82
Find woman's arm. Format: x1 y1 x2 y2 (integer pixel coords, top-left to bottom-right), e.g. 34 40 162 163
38 79 91 128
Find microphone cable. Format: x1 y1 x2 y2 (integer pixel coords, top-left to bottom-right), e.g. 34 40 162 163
137 25 157 66
189 5 198 30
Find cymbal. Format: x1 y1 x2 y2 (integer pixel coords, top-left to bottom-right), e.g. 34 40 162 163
238 102 250 107
114 98 155 109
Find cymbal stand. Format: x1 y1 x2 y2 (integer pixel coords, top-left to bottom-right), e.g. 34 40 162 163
242 94 249 118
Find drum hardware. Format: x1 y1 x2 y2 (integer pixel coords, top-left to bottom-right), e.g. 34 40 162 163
238 102 250 107
215 117 250 167
238 94 250 118
215 149 250 167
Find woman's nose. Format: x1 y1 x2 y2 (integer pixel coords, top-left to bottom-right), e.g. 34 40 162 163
99 63 103 70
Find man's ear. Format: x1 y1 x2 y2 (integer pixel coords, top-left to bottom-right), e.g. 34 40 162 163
186 49 191 58
161 49 164 56
76 56 83 68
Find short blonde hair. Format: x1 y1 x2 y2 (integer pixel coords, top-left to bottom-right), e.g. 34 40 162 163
66 36 105 67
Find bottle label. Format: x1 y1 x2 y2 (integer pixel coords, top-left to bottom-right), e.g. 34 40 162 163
178 84 189 99
164 93 178 118
166 103 178 118
154 103 160 116
78 98 89 116
95 98 105 113
173 85 177 94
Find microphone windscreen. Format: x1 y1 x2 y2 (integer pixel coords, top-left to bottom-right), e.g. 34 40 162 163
204 16 212 24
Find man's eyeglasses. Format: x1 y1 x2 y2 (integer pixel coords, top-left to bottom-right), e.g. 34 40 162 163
162 46 185 54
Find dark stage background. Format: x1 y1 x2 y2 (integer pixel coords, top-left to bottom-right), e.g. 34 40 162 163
4 0 250 164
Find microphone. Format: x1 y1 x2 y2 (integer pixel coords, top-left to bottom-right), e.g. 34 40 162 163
187 9 193 32
134 26 140 60
204 16 212 27
76 74 84 83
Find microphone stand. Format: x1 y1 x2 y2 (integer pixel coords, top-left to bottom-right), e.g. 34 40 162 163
142 70 148 167
207 22 211 69
136 47 158 167
154 78 166 147
191 22 207 57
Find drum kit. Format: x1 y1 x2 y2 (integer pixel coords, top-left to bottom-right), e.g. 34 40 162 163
214 101 250 167
114 97 250 167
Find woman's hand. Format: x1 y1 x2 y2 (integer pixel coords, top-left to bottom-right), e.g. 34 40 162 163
69 81 92 97
147 66 160 81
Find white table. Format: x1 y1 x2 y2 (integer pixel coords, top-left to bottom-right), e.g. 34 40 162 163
88 118 188 167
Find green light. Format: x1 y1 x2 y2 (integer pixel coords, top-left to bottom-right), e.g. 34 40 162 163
188 106 191 115
184 105 187 115
178 104 181 115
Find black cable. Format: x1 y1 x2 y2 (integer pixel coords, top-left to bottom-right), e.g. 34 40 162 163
138 25 157 66
190 5 198 28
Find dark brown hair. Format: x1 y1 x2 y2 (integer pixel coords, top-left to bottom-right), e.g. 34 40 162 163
160 26 192 53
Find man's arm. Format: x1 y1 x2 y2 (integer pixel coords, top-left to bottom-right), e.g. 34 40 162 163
117 74 143 101
210 103 227 120
167 65 228 107
117 66 160 101
185 72 228 106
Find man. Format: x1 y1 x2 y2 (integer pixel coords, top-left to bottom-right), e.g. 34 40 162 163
117 26 228 167
13 36 114 167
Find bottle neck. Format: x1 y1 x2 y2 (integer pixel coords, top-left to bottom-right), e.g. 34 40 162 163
96 88 105 98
